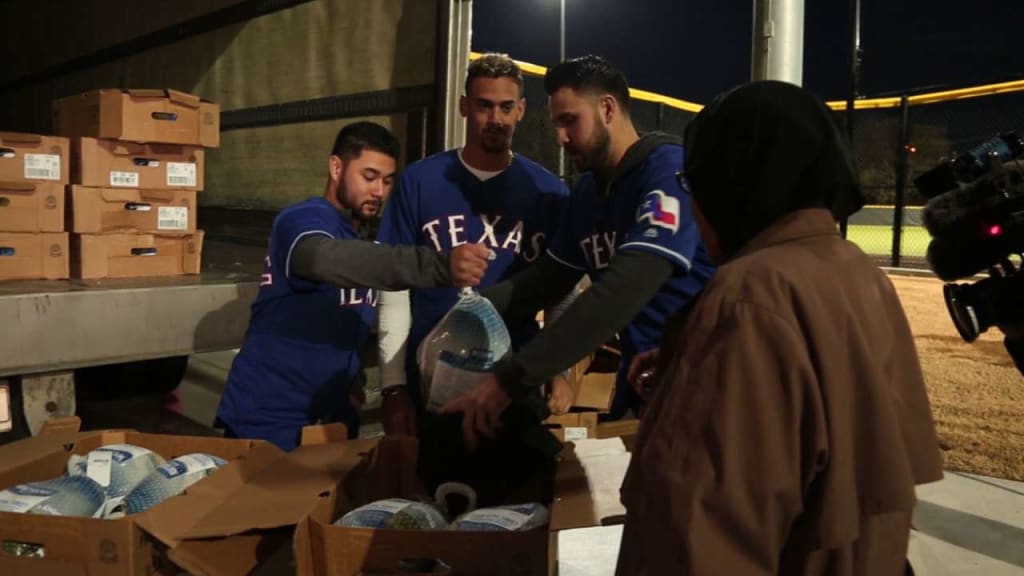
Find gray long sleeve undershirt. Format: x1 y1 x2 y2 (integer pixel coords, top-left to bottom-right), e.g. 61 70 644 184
485 250 676 398
290 234 452 290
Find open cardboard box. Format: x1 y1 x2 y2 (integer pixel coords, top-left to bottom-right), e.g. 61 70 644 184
0 418 367 576
543 343 620 442
294 435 624 576
0 417 275 575
146 434 380 576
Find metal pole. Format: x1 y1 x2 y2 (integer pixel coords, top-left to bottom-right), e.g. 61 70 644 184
751 0 805 85
557 0 566 180
892 94 910 268
840 0 861 238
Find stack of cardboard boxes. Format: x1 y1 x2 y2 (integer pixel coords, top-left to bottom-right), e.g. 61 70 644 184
52 89 218 279
0 132 71 280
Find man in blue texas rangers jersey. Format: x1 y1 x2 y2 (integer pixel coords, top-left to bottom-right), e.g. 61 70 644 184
215 122 492 451
442 56 716 448
376 53 570 437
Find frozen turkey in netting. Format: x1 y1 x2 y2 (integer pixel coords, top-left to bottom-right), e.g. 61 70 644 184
334 498 449 530
121 453 226 515
450 502 550 531
416 288 511 411
67 443 166 500
0 475 106 517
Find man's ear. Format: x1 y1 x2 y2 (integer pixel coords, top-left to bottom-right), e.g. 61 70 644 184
329 155 343 182
516 97 526 121
600 95 617 124
459 95 469 118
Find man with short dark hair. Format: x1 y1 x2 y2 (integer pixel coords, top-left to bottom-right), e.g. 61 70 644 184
215 121 492 451
441 55 715 448
376 53 570 437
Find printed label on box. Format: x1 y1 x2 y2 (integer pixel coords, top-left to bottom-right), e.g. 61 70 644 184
157 206 189 231
23 154 61 181
564 427 589 441
110 171 140 188
167 162 197 187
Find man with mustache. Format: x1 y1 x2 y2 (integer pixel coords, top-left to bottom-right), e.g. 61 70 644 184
215 122 492 451
441 55 715 449
376 53 571 438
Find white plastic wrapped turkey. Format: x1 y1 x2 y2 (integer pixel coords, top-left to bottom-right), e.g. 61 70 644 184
416 287 511 411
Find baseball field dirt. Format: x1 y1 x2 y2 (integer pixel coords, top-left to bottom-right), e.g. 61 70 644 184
890 274 1024 481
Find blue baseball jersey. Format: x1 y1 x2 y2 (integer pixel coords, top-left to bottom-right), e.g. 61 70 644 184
377 150 568 398
216 197 376 451
547 143 716 417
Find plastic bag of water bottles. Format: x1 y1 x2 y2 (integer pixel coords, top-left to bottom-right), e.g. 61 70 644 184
121 453 226 515
416 287 511 412
0 475 106 517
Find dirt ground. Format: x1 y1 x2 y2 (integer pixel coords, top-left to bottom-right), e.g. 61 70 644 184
890 274 1024 481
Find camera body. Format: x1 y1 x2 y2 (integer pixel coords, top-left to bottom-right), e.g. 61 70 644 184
917 132 1024 342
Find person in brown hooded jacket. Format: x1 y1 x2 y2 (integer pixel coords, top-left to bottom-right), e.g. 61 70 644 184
616 80 944 576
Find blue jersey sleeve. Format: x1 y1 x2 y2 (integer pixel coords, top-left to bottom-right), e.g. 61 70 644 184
376 172 419 246
545 188 588 272
619 166 701 272
273 203 337 292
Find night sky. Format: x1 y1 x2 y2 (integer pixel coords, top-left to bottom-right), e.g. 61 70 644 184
472 0 1024 105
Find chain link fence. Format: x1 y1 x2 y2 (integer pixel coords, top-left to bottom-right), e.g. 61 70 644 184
504 54 1024 270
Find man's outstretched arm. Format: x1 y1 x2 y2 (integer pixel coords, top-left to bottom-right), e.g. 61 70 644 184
291 235 490 289
492 250 674 397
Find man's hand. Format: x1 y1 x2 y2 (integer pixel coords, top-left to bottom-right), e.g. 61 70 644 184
547 373 575 415
449 244 494 287
438 373 511 451
381 387 418 436
627 348 659 397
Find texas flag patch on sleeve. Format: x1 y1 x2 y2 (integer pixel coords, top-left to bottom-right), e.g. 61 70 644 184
636 190 681 234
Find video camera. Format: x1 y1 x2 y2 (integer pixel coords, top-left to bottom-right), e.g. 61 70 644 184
917 131 1024 342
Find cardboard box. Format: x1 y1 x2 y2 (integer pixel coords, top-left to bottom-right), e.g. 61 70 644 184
294 436 624 576
72 231 204 279
0 417 275 576
73 137 204 191
53 89 220 148
568 346 619 413
0 232 68 280
544 412 599 442
137 429 374 576
0 132 69 185
68 186 197 234
596 419 640 452
0 181 64 233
